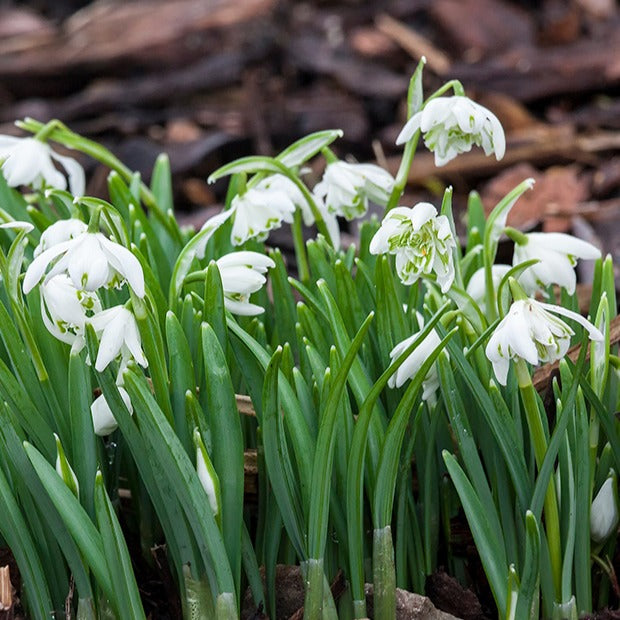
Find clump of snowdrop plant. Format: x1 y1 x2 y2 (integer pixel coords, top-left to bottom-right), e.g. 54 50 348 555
0 67 615 620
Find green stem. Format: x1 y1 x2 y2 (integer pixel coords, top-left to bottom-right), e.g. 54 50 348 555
292 210 311 284
303 558 324 620
373 526 396 620
515 360 562 600
385 133 419 213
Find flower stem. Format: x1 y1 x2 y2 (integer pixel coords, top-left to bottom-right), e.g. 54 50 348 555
385 133 419 213
292 210 311 284
515 360 562 600
373 526 396 620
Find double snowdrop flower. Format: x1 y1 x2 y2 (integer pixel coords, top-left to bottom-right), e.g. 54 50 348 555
396 96 505 167
0 135 85 196
216 251 275 316
388 315 443 404
512 232 601 296
40 274 101 347
370 202 456 292
485 296 603 385
313 160 394 220
23 218 145 298
229 175 299 245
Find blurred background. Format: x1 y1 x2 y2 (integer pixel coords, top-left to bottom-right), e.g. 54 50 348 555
0 0 619 284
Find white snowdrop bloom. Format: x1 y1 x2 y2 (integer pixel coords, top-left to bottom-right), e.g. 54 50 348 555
215 251 275 316
313 161 394 220
590 473 619 544
396 96 505 167
0 135 85 196
465 265 511 313
229 178 298 245
388 316 443 403
370 202 456 292
254 174 341 248
40 274 101 347
90 387 133 436
33 218 87 257
485 298 603 386
23 226 144 297
513 232 601 296
88 305 147 372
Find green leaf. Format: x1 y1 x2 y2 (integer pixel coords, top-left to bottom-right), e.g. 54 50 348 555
514 512 540 620
24 442 115 599
202 323 245 594
94 472 147 619
0 457 52 620
308 312 375 560
277 130 343 168
443 451 508 616
150 153 174 213
207 157 287 184
373 328 457 527
122 369 236 596
261 347 306 559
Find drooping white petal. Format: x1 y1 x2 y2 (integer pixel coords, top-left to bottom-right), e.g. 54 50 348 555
91 387 133 436
23 240 73 294
50 151 85 197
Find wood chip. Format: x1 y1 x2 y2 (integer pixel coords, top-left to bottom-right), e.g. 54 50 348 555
375 13 451 75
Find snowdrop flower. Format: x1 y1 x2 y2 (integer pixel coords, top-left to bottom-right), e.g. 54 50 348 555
23 223 145 297
370 202 456 292
0 135 84 196
313 161 394 220
485 297 603 386
33 218 87 257
254 174 341 248
40 274 101 347
512 232 601 296
216 251 275 316
388 316 443 404
466 265 511 312
90 386 133 436
590 472 619 543
88 305 147 372
396 96 505 167
229 177 298 245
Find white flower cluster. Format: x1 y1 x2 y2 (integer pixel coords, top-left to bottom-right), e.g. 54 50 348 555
22 217 147 435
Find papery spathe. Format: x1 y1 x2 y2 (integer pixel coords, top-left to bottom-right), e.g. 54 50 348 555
0 135 85 196
397 96 505 167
